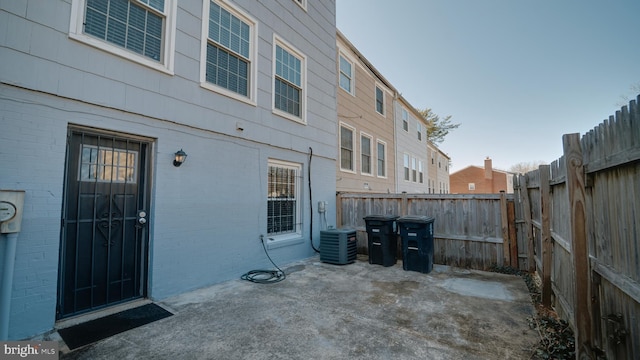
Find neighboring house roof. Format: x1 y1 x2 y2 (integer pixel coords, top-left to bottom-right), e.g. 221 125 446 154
337 29 396 94
450 165 514 176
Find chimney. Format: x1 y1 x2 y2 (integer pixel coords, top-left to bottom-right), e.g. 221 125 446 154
484 157 493 179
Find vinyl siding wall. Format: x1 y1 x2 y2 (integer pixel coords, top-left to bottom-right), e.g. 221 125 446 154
0 0 336 340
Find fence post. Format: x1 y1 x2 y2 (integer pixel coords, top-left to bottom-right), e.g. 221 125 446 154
336 192 343 228
507 198 518 269
401 191 408 216
500 191 510 266
539 165 552 307
563 133 594 359
519 174 535 272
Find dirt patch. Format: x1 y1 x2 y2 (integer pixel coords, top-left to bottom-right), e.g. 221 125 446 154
490 265 576 359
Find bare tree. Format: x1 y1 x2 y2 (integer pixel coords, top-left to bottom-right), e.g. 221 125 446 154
418 108 460 144
509 161 546 175
616 82 640 107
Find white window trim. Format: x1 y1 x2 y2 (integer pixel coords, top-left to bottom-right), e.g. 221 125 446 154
272 34 307 124
199 0 258 105
338 51 355 96
376 139 387 179
401 108 409 132
339 122 356 174
293 0 307 11
469 183 476 191
403 153 410 182
360 132 373 176
267 159 303 244
411 157 417 182
374 83 386 117
69 0 177 75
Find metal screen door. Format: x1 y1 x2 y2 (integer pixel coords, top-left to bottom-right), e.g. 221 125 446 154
58 128 151 318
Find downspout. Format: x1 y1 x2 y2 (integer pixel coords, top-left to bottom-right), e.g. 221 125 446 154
393 91 399 194
0 233 18 340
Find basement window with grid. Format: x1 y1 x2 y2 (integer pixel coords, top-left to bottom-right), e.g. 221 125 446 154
267 160 302 240
69 0 176 73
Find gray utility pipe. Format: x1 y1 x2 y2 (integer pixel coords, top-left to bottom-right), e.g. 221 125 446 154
0 233 19 340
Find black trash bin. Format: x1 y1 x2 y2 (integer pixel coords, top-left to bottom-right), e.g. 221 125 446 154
397 216 435 273
363 215 398 267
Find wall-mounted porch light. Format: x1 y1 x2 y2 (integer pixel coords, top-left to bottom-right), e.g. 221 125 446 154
173 149 187 167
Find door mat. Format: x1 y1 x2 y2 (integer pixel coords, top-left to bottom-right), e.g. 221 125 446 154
58 303 173 350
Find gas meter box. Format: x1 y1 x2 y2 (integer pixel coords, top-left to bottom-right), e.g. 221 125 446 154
0 190 25 233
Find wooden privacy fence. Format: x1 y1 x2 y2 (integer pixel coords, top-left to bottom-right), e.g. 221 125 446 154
336 192 519 270
515 95 640 359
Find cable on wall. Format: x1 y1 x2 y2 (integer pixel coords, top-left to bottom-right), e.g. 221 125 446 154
308 147 320 253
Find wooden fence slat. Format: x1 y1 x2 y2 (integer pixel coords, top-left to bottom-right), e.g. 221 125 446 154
500 191 510 266
336 192 343 228
508 199 518 269
563 133 594 359
519 174 535 272
539 164 552 307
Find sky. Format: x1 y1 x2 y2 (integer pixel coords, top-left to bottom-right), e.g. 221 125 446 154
336 0 640 172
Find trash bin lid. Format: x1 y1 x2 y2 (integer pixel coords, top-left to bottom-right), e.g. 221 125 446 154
363 214 398 221
396 215 434 224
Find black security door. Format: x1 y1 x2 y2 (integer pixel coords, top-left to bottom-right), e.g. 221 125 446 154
58 128 151 318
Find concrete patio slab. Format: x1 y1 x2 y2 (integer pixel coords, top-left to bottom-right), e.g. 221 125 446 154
58 255 538 359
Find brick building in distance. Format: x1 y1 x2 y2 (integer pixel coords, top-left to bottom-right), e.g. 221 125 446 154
450 157 515 194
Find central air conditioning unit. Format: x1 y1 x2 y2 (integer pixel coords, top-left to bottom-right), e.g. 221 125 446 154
320 228 357 265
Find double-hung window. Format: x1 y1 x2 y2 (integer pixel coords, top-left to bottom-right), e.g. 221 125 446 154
339 54 354 94
375 86 384 115
361 134 372 175
69 0 177 73
201 0 256 102
417 122 423 141
274 37 306 122
402 109 409 132
419 160 424 183
340 125 354 171
267 160 302 239
377 141 386 177
411 157 417 182
403 154 410 181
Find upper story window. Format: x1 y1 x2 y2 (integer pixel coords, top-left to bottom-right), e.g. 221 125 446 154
69 0 177 74
402 109 409 132
339 54 354 94
274 37 306 122
340 125 355 172
417 122 423 141
375 86 384 115
201 0 256 103
419 160 424 183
